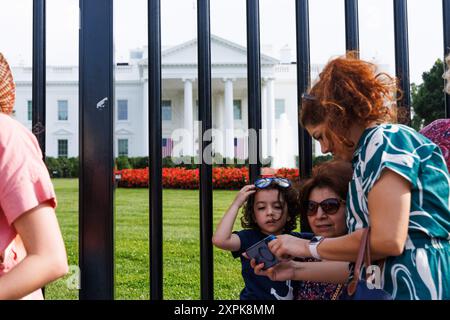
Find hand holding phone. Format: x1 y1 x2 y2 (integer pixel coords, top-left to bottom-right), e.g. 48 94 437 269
245 235 278 270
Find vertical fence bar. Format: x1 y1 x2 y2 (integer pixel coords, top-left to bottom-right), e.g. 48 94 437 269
393 0 411 125
32 0 46 158
79 0 115 300
32 0 46 298
296 0 312 232
444 0 450 118
247 0 262 183
296 0 312 180
148 0 163 300
345 0 359 54
197 0 214 300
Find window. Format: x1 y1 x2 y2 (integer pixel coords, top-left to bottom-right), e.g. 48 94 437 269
275 99 285 119
58 100 68 121
233 100 242 120
27 100 32 121
58 139 68 158
162 100 172 121
118 139 128 156
117 99 128 121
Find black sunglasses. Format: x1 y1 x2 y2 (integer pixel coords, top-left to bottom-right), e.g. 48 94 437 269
254 177 291 189
305 198 345 216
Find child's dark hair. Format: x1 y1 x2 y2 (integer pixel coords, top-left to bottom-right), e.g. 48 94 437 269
240 180 300 233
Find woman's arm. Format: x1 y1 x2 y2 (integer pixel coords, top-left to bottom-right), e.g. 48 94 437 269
0 203 68 300
269 169 411 262
250 259 350 284
212 185 256 251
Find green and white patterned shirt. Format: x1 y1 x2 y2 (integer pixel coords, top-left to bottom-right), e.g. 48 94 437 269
348 124 450 300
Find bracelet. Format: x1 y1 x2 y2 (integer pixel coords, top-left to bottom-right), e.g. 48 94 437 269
308 236 325 260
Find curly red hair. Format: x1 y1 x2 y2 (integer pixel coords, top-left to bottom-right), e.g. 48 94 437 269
300 52 399 149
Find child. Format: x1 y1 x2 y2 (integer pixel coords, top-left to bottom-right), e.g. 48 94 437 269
212 177 306 300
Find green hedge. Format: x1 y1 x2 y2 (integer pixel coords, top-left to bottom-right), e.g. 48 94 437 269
312 154 333 166
45 155 331 178
46 157 79 178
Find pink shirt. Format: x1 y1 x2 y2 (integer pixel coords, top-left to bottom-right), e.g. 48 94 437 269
0 114 57 299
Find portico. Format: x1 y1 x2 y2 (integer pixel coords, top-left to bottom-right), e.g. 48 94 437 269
140 35 279 159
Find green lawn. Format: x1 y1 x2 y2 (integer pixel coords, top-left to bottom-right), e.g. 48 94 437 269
45 179 244 300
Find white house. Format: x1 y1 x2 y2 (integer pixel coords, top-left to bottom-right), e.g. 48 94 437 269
12 35 326 168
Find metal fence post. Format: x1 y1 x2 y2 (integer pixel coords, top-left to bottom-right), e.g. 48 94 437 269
443 0 450 118
148 0 163 301
32 0 46 158
393 0 411 125
197 0 214 300
247 0 263 183
79 0 115 300
345 0 360 54
296 0 312 232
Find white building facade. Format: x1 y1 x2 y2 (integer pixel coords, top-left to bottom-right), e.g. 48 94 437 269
12 35 325 168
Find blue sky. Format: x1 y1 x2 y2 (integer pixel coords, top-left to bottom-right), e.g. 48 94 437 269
0 0 446 84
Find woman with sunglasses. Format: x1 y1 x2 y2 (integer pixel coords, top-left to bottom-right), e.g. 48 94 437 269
252 53 450 300
212 177 305 300
294 160 353 299
245 161 353 300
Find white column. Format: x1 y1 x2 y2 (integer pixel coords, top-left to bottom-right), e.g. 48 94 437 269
183 78 194 156
215 94 225 157
266 78 275 160
223 78 235 159
261 80 268 160
142 79 149 156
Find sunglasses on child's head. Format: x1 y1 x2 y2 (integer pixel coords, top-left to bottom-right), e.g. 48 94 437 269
305 198 345 216
254 177 291 189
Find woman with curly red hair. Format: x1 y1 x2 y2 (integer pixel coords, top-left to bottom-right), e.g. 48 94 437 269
251 53 450 300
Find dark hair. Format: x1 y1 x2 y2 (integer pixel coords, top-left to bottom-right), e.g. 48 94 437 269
241 180 300 233
300 52 399 150
298 160 353 219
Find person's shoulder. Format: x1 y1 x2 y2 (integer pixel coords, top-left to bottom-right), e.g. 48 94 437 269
0 114 20 144
0 113 15 128
0 114 29 136
377 123 419 137
364 123 423 148
0 114 41 155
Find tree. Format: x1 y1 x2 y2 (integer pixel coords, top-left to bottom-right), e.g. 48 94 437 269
411 59 445 131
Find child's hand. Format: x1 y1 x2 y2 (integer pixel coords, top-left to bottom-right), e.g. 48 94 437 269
232 184 257 208
250 259 296 282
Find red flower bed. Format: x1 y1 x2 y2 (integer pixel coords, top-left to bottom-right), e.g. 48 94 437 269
274 168 300 181
116 167 299 190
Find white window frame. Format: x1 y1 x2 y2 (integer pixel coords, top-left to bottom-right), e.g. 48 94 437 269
118 138 129 157
57 100 69 121
58 139 68 158
162 100 172 121
117 99 129 121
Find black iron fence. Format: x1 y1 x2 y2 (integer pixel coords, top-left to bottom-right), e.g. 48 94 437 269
29 0 450 300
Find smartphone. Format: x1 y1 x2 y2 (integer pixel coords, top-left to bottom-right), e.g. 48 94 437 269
245 235 278 270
